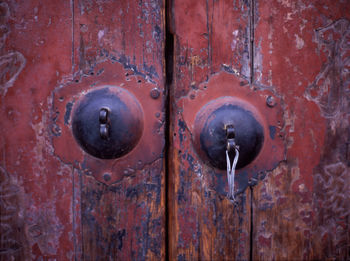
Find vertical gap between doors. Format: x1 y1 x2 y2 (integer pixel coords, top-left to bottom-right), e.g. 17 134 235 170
164 0 174 259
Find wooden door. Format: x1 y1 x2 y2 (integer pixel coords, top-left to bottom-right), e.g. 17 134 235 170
169 0 350 260
1 0 350 260
0 0 166 260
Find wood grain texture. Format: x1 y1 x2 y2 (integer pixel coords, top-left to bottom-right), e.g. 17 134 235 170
0 0 166 260
169 0 253 260
252 0 350 260
170 0 350 260
2 1 349 260
72 0 166 260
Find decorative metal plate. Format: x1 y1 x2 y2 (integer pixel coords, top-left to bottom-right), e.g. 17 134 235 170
51 61 164 184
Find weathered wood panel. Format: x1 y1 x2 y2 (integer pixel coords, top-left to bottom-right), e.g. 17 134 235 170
252 0 350 260
2 1 349 260
169 0 253 260
71 0 166 260
170 0 350 260
1 0 166 260
0 0 75 259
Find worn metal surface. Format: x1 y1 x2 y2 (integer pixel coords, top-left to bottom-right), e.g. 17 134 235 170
184 73 285 191
0 0 165 260
196 100 265 170
52 60 164 184
71 87 144 159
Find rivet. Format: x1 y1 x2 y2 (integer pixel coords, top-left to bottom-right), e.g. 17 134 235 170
266 96 276 107
150 88 160 99
103 173 111 181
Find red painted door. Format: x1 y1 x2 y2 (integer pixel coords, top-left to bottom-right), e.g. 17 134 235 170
169 0 350 260
0 1 166 260
1 0 350 260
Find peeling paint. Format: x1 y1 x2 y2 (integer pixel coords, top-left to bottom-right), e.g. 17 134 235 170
294 34 304 49
0 52 26 95
305 19 350 118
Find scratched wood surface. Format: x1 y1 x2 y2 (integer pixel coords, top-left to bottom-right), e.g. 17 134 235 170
0 0 166 260
252 0 350 260
1 0 350 260
169 0 253 260
73 1 165 260
170 0 350 260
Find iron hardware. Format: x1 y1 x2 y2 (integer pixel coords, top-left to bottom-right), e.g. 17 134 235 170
194 102 264 170
72 87 143 159
99 108 109 139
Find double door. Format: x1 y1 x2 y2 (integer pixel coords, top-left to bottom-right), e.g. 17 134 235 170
1 0 350 260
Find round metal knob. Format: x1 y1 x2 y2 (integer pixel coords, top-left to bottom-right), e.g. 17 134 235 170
72 87 143 159
194 99 264 170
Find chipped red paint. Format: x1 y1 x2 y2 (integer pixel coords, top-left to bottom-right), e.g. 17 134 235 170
252 0 350 260
1 0 165 260
79 160 164 260
1 0 75 259
70 0 166 259
170 0 350 260
169 0 253 260
1 0 349 260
